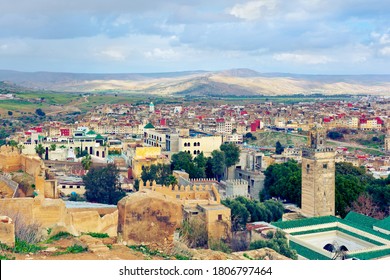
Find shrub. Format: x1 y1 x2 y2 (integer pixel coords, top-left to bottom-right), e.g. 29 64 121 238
54 244 87 256
179 218 208 248
249 230 297 260
84 232 109 238
0 253 15 260
209 239 232 254
1 210 44 244
14 239 46 254
45 232 73 243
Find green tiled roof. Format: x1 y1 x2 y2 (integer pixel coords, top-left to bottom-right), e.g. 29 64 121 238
272 216 339 229
348 248 390 260
289 241 331 260
144 123 155 129
95 134 104 140
341 217 390 241
344 211 378 229
290 226 384 246
86 130 96 135
374 216 390 232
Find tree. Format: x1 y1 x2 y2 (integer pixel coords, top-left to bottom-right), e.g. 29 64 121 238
220 143 240 179
7 111 13 116
171 151 193 173
222 199 250 231
210 150 226 181
141 163 175 186
0 129 10 146
171 151 206 179
81 154 92 170
35 108 45 117
262 160 302 206
49 143 57 151
249 230 298 259
83 163 126 204
275 141 284 155
35 144 45 159
367 177 390 216
222 197 284 232
335 163 371 217
347 193 385 219
327 131 343 140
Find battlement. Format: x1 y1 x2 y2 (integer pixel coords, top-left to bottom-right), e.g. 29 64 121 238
224 178 248 186
139 180 221 203
221 178 249 198
189 178 217 182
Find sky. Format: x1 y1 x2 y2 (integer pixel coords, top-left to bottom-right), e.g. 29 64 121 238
0 0 390 74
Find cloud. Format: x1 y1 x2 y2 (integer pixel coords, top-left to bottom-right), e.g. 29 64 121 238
0 1 389 73
379 47 390 56
273 53 334 64
98 49 126 61
144 48 178 60
229 0 278 21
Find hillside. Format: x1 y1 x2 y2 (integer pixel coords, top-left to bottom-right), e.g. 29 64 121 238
1 69 390 96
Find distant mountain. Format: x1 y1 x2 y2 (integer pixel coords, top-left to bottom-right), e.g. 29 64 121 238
0 69 389 96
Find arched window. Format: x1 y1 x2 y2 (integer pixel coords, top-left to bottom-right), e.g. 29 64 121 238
323 244 334 252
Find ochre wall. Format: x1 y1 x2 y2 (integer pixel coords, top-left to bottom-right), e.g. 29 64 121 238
0 217 15 247
0 198 117 237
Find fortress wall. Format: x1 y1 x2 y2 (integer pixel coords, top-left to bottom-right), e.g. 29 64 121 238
0 198 118 238
0 216 15 247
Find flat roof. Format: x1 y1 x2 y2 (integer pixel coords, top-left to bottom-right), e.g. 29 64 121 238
65 201 117 209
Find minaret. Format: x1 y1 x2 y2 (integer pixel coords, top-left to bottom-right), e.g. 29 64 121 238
385 128 390 153
149 102 155 113
301 124 335 217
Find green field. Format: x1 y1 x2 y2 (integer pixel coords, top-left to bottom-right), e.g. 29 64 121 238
248 131 308 147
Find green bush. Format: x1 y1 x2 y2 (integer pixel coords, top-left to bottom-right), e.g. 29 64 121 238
54 244 87 256
45 231 73 243
249 230 297 260
84 232 109 238
14 239 46 254
209 239 232 254
0 253 15 260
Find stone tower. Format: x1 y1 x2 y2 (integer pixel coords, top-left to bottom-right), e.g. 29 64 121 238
301 125 335 217
385 128 390 153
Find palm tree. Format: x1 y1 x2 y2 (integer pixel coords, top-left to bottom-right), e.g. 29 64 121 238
81 154 92 170
49 143 57 151
35 144 45 159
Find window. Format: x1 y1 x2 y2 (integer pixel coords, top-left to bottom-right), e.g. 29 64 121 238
193 150 197 155
307 164 310 169
218 214 222 221
323 164 328 169
69 186 73 189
